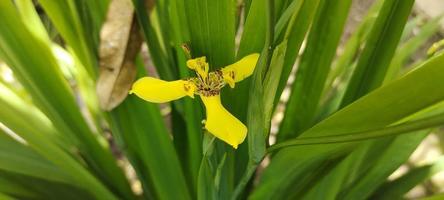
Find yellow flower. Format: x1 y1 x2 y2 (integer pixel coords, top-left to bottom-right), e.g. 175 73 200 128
130 54 259 149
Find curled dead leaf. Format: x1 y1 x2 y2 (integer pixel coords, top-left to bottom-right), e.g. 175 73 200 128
97 0 144 111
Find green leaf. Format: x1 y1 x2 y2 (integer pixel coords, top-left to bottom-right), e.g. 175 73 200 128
268 113 444 149
274 0 321 106
0 129 73 186
73 0 109 56
198 155 217 200
0 170 93 200
278 0 353 140
309 5 435 198
384 15 444 83
264 41 287 129
225 0 268 127
111 56 190 200
37 0 98 78
273 0 292 20
197 135 217 200
0 175 38 199
79 0 110 32
169 2 203 194
0 3 134 198
341 131 429 200
184 0 236 67
341 0 415 107
315 10 439 197
132 0 176 80
372 156 444 200
422 193 444 200
337 102 444 200
237 0 267 58
271 94 444 200
0 84 117 200
111 97 191 200
301 150 360 200
183 0 238 197
197 137 231 200
0 192 15 200
319 0 383 118
15 0 51 43
231 1 275 199
251 51 444 199
273 0 303 43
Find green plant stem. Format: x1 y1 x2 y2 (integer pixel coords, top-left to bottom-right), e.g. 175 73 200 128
268 112 444 152
231 0 274 199
230 162 259 200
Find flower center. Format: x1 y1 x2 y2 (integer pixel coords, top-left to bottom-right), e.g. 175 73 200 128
189 70 226 97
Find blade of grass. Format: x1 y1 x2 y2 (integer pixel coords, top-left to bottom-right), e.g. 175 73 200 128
319 10 442 198
384 15 444 83
0 129 74 186
197 152 217 200
132 0 176 80
0 176 38 199
237 0 267 58
0 170 93 200
422 193 444 200
183 0 237 197
15 0 51 43
268 113 444 150
37 0 98 78
184 0 236 67
226 0 269 125
111 97 191 200
313 88 444 200
341 130 429 200
78 0 110 34
227 0 271 186
273 0 304 43
337 105 444 199
0 4 134 198
273 0 321 106
251 51 444 199
317 0 383 120
110 58 191 200
263 41 287 132
0 192 15 200
372 156 444 200
278 0 353 140
340 0 415 107
231 1 275 199
197 135 234 200
169 0 203 195
274 0 292 21
312 4 429 196
0 84 117 200
301 149 361 200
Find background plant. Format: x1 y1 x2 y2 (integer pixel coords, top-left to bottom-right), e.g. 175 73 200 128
0 0 443 199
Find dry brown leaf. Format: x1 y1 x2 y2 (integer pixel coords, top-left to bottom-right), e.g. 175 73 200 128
96 0 144 111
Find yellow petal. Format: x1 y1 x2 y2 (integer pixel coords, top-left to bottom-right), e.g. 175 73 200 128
221 53 259 88
130 77 195 103
186 56 209 79
201 95 247 149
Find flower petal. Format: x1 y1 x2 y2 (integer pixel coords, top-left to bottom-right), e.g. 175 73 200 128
221 53 259 88
186 56 209 79
201 95 247 149
130 77 195 103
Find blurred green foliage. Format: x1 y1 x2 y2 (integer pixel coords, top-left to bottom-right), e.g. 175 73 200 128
0 0 443 199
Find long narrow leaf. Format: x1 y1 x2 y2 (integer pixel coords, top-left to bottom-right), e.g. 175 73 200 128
341 0 415 106
0 3 134 198
278 0 353 140
252 51 444 199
